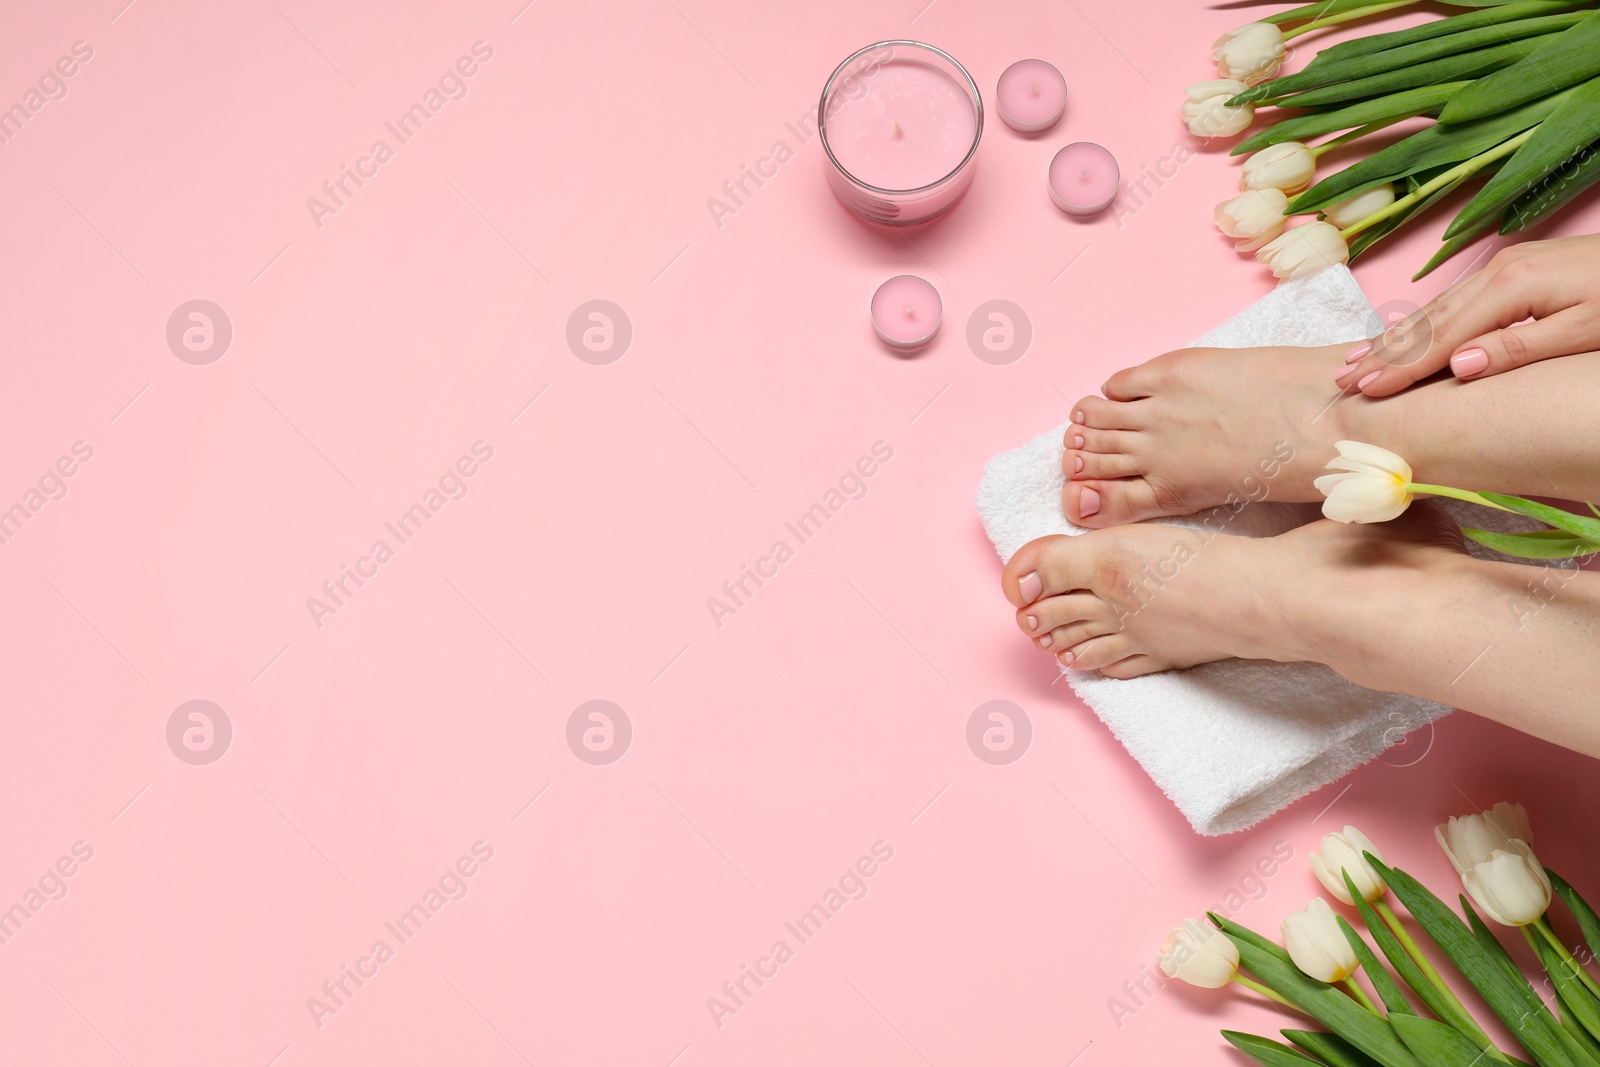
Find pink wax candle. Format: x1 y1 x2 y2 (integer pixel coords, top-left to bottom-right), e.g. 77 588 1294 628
996 59 1067 133
870 275 942 350
1049 142 1120 216
820 42 983 226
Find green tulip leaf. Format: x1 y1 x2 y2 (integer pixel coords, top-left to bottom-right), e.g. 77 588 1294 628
1391 1013 1509 1067
1336 914 1417 1015
1223 1031 1327 1067
1414 215 1503 279
1440 13 1600 123
1447 75 1600 237
1549 869 1600 965
1462 527 1600 559
1502 135 1600 233
1289 90 1570 214
1264 0 1409 25
1311 1 1590 67
1370 854 1587 1067
1527 925 1600 1049
1478 493 1600 542
1348 164 1489 263
1232 83 1468 157
1263 37 1547 110
1210 911 1294 962
1232 12 1586 106
1283 1029 1384 1067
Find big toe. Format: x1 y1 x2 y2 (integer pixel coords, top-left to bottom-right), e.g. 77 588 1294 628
1063 476 1189 528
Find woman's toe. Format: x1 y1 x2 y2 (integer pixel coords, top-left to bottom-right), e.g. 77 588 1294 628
1072 395 1146 431
1102 358 1172 401
1065 476 1189 527
1071 449 1143 481
1059 633 1132 672
1065 426 1136 456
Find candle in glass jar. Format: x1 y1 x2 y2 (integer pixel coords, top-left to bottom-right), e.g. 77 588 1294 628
870 275 942 350
826 62 978 190
996 59 1067 133
1049 142 1120 216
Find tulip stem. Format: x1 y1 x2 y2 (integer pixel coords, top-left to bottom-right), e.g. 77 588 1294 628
1310 120 1397 158
1235 974 1300 1009
1343 977 1380 1013
1282 1 1415 40
1376 900 1471 1015
1340 128 1538 240
1534 917 1600 1003
1405 483 1517 512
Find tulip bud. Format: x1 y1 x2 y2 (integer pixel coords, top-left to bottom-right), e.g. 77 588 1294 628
1256 220 1348 281
1314 441 1415 524
1157 918 1239 988
1215 189 1289 251
1214 22 1286 86
1182 79 1254 139
1240 142 1316 195
1282 898 1360 983
1309 824 1388 904
1321 184 1395 230
1462 840 1552 927
1436 802 1535 874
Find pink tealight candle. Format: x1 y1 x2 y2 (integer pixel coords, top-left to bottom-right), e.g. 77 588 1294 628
870 275 942 350
1049 142 1120 216
996 59 1067 133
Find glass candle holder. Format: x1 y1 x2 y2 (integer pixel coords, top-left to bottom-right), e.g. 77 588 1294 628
819 41 983 227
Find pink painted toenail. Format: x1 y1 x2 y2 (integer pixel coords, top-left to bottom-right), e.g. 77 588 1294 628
1039 633 1053 649
1026 614 1038 631
1073 410 1086 424
1059 650 1075 667
1345 342 1371 363
1079 488 1101 518
1073 455 1084 473
1072 434 1084 449
1450 348 1488 377
1357 370 1381 390
1018 571 1042 603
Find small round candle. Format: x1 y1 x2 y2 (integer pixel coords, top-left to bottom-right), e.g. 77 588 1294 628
996 59 1067 133
870 275 942 350
1049 142 1120 216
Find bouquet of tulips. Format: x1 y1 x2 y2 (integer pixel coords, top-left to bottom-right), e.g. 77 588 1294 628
1186 0 1600 281
1161 803 1600 1066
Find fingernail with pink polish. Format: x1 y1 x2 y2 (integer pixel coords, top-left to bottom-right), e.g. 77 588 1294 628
1039 633 1053 649
1345 342 1371 364
1018 571 1042 603
1450 348 1489 377
1334 363 1360 382
1079 487 1101 518
1357 371 1380 390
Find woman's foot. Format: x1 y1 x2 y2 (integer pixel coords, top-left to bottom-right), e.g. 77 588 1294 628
1003 504 1467 679
1059 344 1600 527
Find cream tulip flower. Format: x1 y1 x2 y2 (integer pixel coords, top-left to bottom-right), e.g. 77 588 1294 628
1310 825 1388 905
1215 189 1289 251
1461 840 1552 927
1240 142 1316 194
1157 918 1240 988
1436 802 1535 874
1182 79 1254 139
1322 184 1395 230
1214 22 1286 86
1256 220 1348 281
1283 898 1360 983
1314 441 1413 523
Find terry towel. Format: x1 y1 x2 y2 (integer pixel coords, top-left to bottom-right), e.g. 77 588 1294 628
976 265 1535 836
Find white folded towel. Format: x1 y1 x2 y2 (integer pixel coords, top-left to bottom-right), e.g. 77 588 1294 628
976 265 1535 835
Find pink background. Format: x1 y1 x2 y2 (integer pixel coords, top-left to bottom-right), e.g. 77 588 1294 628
4 1 1600 1064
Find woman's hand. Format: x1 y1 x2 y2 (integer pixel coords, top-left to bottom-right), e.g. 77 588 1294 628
1338 234 1600 397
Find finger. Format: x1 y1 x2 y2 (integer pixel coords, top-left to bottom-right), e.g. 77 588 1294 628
1447 305 1598 381
1345 271 1499 397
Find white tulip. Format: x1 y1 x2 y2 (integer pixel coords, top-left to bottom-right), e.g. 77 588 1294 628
1309 825 1388 905
1322 183 1395 230
1283 898 1360 983
1214 22 1286 86
1182 79 1254 139
1436 802 1536 874
1157 918 1239 988
1215 189 1289 251
1256 220 1348 281
1314 441 1414 524
1240 141 1316 194
1462 839 1552 927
